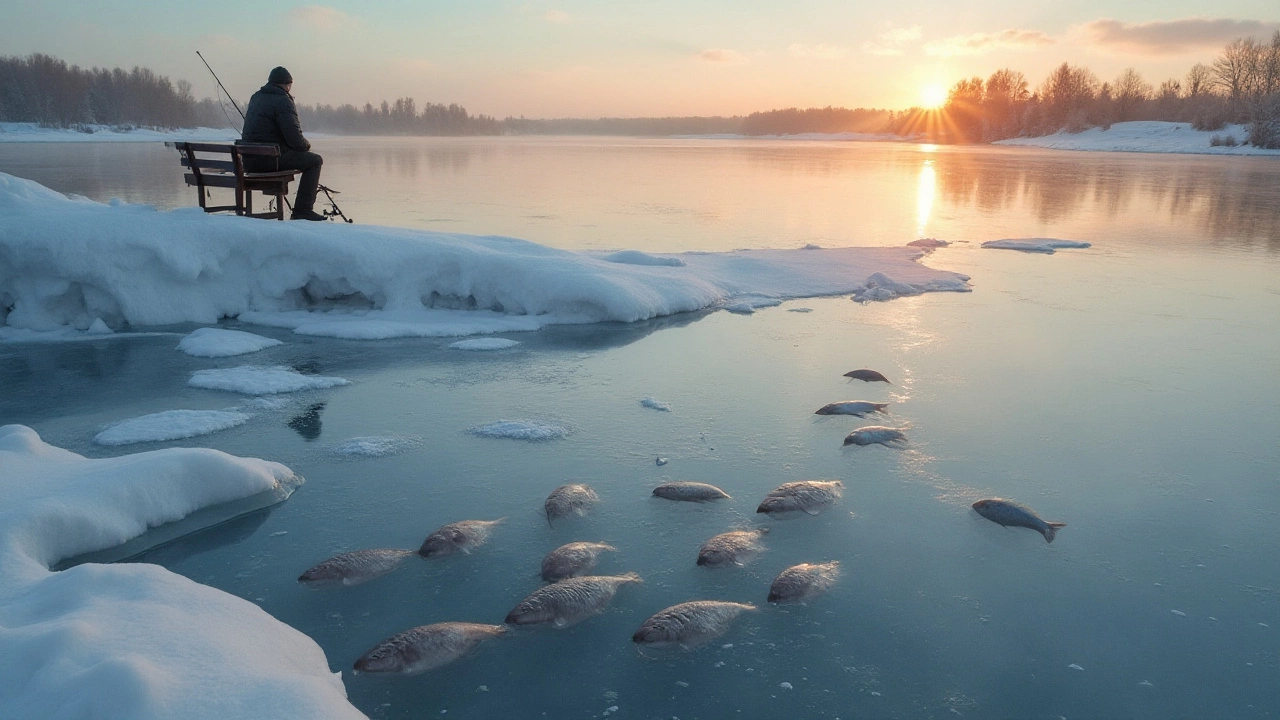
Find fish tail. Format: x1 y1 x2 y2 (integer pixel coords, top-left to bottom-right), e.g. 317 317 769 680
1043 522 1065 543
619 571 643 583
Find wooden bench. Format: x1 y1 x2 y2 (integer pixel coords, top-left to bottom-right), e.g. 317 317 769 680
171 142 301 220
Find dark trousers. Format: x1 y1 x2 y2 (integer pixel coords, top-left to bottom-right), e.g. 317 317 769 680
278 149 323 212
246 149 323 212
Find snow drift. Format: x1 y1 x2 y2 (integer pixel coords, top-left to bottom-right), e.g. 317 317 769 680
0 173 970 338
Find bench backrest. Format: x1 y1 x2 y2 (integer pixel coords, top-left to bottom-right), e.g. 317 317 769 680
172 142 280 176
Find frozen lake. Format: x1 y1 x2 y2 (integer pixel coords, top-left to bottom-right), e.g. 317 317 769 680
2 137 1279 719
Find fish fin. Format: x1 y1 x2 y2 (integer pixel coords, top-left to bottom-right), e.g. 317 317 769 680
803 508 820 516
553 617 568 629
1048 522 1067 528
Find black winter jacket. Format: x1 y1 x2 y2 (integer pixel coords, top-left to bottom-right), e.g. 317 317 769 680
241 84 310 152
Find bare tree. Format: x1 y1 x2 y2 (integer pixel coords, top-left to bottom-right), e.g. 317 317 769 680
1186 63 1213 97
1039 62 1099 131
1113 68 1152 121
1212 37 1260 109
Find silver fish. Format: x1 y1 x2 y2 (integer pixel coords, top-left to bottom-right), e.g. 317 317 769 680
545 483 599 525
353 622 506 675
843 369 891 383
768 561 842 604
697 528 767 567
298 548 417 587
756 480 844 516
505 573 642 628
843 426 907 447
652 481 731 502
541 541 617 582
815 400 889 417
632 600 757 648
418 518 505 558
972 498 1066 543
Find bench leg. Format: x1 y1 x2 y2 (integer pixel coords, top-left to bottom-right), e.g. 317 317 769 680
276 193 285 220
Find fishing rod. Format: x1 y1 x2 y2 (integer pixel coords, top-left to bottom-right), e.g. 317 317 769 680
196 51 245 122
195 51 354 224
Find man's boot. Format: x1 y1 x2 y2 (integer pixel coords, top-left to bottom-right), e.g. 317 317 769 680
291 208 326 221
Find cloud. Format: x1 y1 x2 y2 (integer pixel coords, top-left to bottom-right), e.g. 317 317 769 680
698 48 748 64
925 29 1056 56
789 43 851 60
1072 18 1280 55
287 5 350 31
545 10 569 23
861 25 922 56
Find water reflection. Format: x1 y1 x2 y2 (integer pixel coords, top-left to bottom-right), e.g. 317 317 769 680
1 138 1277 252
916 160 936 238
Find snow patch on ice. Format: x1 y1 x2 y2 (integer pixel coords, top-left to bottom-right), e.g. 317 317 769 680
0 424 360 718
449 337 522 350
188 365 350 396
907 238 949 248
468 420 570 441
93 409 253 446
328 436 422 457
852 271 969 302
177 327 283 357
982 239 1091 254
724 294 783 314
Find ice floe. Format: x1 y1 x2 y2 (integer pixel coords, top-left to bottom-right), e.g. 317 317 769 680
994 121 1280 156
177 327 283 357
468 420 571 441
449 338 522 350
0 424 362 719
640 397 672 412
188 365 350 395
981 239 1092 254
0 172 971 338
93 409 253 446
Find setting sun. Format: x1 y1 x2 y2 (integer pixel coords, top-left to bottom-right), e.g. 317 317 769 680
921 83 947 109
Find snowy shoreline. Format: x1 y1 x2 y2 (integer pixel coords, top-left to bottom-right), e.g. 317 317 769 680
993 120 1280 156
0 172 971 340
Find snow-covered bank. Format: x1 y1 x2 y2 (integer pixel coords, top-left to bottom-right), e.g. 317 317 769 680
994 121 1280 156
0 121 239 143
0 424 365 719
0 172 970 339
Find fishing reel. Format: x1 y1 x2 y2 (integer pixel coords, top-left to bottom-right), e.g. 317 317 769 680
318 184 353 223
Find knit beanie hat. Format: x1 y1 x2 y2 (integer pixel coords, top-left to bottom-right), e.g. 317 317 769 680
268 67 293 85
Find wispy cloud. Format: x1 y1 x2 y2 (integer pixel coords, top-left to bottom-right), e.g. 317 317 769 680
789 43 851 60
698 48 749 64
924 29 1055 57
861 25 922 56
1072 18 1280 55
287 5 350 32
545 10 569 23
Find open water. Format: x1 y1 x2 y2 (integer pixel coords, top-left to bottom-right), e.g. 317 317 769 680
1 137 1278 719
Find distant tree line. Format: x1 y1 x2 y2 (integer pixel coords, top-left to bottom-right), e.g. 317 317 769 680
5 42 1280 147
299 98 500 135
920 31 1280 148
0 54 203 129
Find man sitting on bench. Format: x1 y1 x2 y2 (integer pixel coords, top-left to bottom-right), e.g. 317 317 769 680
240 66 325 221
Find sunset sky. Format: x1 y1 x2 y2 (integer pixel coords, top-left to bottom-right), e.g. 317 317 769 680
4 1 1278 117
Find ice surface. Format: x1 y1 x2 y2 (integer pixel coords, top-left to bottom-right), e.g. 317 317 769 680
177 327 283 357
188 365 350 395
981 239 1092 254
468 420 571 441
93 409 253 446
329 436 422 457
994 121 1280 155
449 338 522 350
0 173 970 336
851 272 936 302
0 424 362 718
